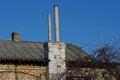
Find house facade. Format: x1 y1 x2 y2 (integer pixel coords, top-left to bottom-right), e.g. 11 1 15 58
0 34 117 80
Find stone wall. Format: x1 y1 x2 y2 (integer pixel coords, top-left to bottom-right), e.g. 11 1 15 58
0 64 47 80
66 67 116 80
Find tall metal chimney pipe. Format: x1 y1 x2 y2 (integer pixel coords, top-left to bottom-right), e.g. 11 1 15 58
48 14 52 42
54 5 60 42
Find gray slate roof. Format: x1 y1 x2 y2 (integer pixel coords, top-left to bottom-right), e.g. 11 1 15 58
0 40 90 63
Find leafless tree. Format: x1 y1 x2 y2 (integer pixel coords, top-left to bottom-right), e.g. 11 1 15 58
92 40 120 63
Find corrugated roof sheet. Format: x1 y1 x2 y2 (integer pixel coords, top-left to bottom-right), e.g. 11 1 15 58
0 40 90 63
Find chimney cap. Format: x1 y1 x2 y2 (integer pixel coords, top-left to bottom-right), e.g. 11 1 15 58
12 32 20 35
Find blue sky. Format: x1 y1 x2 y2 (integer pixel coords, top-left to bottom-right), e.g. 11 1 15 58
0 0 120 53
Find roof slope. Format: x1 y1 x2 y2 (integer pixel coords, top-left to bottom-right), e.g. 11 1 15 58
0 40 44 62
65 44 90 61
0 40 90 63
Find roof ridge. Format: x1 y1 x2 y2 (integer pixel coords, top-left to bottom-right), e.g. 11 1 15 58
0 39 46 43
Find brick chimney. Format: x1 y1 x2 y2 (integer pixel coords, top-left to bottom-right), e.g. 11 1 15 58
12 32 20 42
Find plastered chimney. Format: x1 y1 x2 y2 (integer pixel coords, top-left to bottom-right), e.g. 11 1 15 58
12 32 20 42
54 5 60 42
